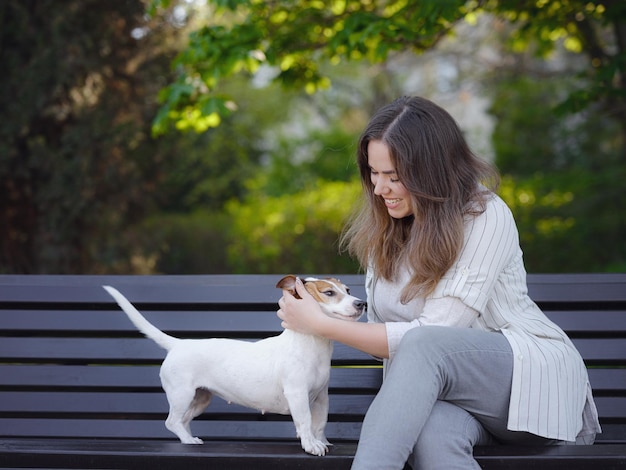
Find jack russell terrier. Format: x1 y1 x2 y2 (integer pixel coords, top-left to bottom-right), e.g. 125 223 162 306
103 275 365 456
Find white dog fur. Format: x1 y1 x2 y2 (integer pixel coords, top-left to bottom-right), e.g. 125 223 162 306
102 275 365 456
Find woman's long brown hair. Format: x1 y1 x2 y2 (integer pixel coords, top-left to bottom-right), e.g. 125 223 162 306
340 96 499 301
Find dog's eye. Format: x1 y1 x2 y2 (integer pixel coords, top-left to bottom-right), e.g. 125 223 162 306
323 290 335 297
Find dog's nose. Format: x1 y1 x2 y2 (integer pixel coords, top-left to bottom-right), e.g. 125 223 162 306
354 300 367 311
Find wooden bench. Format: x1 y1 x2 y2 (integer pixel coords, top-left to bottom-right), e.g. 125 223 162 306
0 273 625 469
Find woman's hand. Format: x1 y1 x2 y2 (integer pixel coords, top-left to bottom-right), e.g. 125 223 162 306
277 277 330 336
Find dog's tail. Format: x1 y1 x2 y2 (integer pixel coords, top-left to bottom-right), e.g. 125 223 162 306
103 285 178 351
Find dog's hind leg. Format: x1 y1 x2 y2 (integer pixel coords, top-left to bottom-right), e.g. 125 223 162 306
164 386 205 444
181 388 212 437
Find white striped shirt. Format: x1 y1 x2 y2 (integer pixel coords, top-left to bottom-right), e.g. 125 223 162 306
366 193 601 442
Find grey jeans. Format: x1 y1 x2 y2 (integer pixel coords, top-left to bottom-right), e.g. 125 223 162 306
351 326 557 470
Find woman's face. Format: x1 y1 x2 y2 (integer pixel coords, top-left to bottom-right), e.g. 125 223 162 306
367 140 413 219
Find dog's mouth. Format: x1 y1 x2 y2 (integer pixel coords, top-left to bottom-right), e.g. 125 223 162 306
330 309 364 321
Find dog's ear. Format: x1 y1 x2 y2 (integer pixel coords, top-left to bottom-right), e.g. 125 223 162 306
276 275 306 299
276 275 298 295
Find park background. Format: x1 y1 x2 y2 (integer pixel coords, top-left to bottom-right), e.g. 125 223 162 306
1 0 625 276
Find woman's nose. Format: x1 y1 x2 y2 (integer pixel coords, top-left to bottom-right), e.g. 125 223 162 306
373 178 388 195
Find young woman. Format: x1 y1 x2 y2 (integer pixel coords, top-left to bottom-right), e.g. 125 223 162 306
277 96 600 469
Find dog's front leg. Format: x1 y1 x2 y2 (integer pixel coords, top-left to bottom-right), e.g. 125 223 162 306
284 387 328 456
310 388 331 446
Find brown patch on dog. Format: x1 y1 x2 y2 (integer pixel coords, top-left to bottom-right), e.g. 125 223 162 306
276 276 347 303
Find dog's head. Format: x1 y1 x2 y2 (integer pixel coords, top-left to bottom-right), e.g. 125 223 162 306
276 275 365 321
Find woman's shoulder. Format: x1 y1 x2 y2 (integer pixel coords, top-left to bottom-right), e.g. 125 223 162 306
467 189 512 218
485 191 512 213
466 191 517 234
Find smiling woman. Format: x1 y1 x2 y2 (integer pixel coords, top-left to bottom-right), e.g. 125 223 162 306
367 140 413 219
277 96 601 470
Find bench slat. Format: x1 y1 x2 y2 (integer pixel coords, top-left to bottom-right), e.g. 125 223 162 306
0 365 383 390
0 275 365 305
1 365 621 397
3 336 622 364
2 309 625 335
2 273 624 303
0 309 284 333
1 393 623 422
526 273 626 303
0 419 363 441
0 438 360 470
0 337 377 364
587 368 626 391
0 391 375 417
544 310 626 333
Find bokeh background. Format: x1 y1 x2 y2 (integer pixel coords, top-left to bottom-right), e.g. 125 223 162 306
2 0 625 275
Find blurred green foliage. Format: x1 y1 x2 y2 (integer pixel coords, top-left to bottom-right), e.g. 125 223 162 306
1 0 624 275
150 0 626 149
151 0 471 132
124 211 232 274
491 76 626 272
224 122 363 274
1 0 168 273
227 179 361 274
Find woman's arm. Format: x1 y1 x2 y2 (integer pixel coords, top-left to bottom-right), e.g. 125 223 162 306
277 277 390 359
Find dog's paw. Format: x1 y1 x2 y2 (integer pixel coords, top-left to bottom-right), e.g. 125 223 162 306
181 437 203 444
301 437 329 456
315 435 332 446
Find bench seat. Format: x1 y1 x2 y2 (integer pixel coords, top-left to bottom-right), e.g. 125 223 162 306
1 273 625 469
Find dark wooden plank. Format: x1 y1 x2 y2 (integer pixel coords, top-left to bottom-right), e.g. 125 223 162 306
0 274 367 304
0 365 383 390
474 444 626 469
0 419 363 441
2 394 622 423
0 337 375 364
0 391 168 415
0 283 264 304
0 438 358 470
0 309 284 333
587 368 626 391
526 273 626 303
594 397 626 420
5 336 621 365
0 391 375 417
0 364 162 388
0 274 364 288
0 337 166 363
598 424 626 444
2 309 625 335
544 310 626 333
570 338 626 364
2 310 625 340
0 272 623 303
